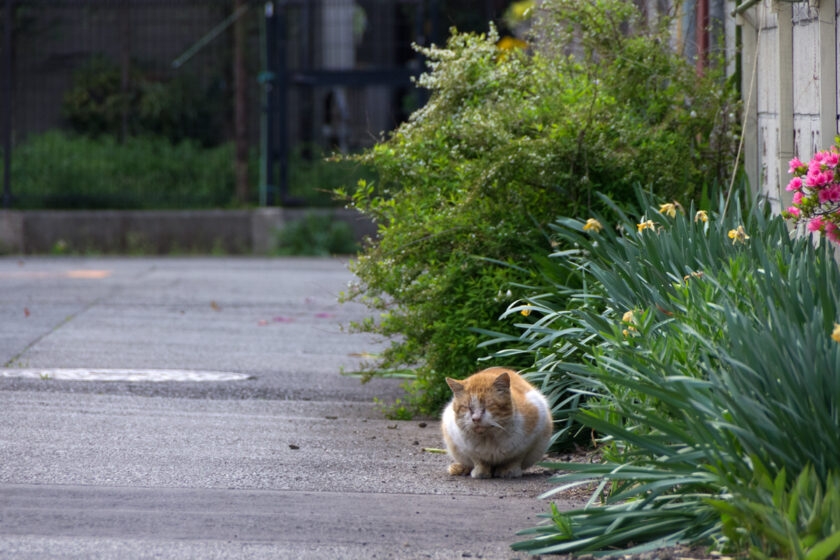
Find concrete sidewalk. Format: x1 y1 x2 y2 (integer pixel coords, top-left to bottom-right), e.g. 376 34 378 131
0 257 572 559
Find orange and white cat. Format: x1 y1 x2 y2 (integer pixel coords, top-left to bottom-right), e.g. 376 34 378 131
441 367 552 479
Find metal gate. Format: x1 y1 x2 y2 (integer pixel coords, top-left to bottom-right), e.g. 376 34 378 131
262 0 437 205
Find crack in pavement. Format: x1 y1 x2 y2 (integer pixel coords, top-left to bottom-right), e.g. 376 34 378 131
3 265 159 367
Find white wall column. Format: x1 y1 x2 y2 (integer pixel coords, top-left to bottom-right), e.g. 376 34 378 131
737 8 760 198
818 0 838 148
775 1 794 208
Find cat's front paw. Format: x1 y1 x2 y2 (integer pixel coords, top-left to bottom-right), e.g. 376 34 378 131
495 465 523 479
448 463 471 476
470 464 493 479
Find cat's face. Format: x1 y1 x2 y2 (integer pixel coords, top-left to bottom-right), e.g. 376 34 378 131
446 372 513 434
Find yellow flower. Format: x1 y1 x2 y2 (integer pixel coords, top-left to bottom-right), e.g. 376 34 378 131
832 323 840 343
621 310 638 333
520 306 532 317
497 36 528 51
583 218 604 233
658 203 677 218
509 0 535 20
728 225 750 244
695 210 708 223
637 219 656 232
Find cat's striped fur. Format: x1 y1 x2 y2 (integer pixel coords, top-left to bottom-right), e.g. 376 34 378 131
441 367 552 479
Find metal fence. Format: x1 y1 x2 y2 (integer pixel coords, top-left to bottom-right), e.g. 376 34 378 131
0 0 506 209
265 0 428 205
2 0 256 208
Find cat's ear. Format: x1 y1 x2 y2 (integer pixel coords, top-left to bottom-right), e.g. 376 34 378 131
445 377 465 394
493 372 511 393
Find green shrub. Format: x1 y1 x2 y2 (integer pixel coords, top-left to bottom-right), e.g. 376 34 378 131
274 212 360 256
62 55 226 146
504 193 840 558
7 130 237 209
338 0 738 417
288 145 376 207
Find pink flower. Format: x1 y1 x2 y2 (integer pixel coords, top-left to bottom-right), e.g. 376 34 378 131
826 222 840 243
819 189 829 203
806 170 830 187
784 145 840 237
786 177 803 191
818 185 840 204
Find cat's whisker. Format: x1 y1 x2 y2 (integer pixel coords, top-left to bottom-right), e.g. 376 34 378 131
486 419 508 433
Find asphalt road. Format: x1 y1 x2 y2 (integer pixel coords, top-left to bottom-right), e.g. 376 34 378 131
0 257 569 559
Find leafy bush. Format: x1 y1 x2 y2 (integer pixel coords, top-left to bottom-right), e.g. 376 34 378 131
288 145 376 207
502 193 840 557
62 55 226 146
274 212 360 256
7 130 238 209
338 0 738 417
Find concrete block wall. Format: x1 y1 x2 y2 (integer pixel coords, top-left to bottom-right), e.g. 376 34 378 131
0 208 376 255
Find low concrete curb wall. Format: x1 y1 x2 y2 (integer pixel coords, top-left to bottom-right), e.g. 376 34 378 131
0 208 376 255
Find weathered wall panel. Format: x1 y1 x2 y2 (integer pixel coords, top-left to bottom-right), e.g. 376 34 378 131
791 17 821 120
736 0 838 213
758 116 781 211
756 27 779 115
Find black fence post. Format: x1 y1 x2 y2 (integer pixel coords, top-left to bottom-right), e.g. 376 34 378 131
2 0 12 209
429 0 440 46
275 1 288 205
264 0 288 206
264 0 277 205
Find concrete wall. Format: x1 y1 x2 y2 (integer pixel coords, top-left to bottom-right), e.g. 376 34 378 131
0 208 376 255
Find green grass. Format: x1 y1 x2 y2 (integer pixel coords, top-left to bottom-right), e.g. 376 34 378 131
274 212 360 256
2 131 370 210
5 130 237 209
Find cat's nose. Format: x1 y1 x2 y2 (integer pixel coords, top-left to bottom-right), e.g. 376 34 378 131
471 411 483 422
